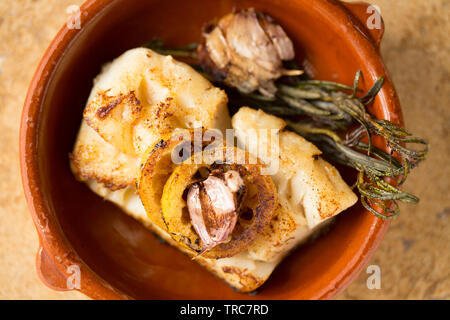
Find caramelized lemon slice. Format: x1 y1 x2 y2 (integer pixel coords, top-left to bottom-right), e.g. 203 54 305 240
160 146 277 259
138 129 224 230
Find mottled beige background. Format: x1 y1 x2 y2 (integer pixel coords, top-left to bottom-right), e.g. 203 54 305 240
0 0 448 299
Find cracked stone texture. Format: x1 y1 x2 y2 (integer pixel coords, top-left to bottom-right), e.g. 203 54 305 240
0 0 448 299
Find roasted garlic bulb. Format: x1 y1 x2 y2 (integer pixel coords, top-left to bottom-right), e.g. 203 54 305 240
186 169 246 252
198 8 302 97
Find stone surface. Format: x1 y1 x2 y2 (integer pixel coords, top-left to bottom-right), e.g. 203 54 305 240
0 0 447 299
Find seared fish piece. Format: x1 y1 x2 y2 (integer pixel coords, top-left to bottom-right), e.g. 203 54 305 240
83 48 230 157
71 48 230 188
232 107 358 261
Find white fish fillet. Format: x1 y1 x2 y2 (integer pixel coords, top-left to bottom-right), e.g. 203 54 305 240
71 48 230 189
70 49 357 292
232 107 358 262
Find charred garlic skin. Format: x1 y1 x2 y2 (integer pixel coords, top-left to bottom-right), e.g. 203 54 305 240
186 170 245 253
198 8 302 97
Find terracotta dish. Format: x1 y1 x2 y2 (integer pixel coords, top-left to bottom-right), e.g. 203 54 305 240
20 0 400 299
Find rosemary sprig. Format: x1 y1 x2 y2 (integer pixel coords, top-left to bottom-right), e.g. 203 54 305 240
286 122 420 218
143 39 429 219
277 75 429 165
237 70 429 218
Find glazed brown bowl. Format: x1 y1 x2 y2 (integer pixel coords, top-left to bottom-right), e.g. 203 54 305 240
20 0 400 299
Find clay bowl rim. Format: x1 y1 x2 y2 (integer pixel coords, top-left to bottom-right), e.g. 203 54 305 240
20 0 398 300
